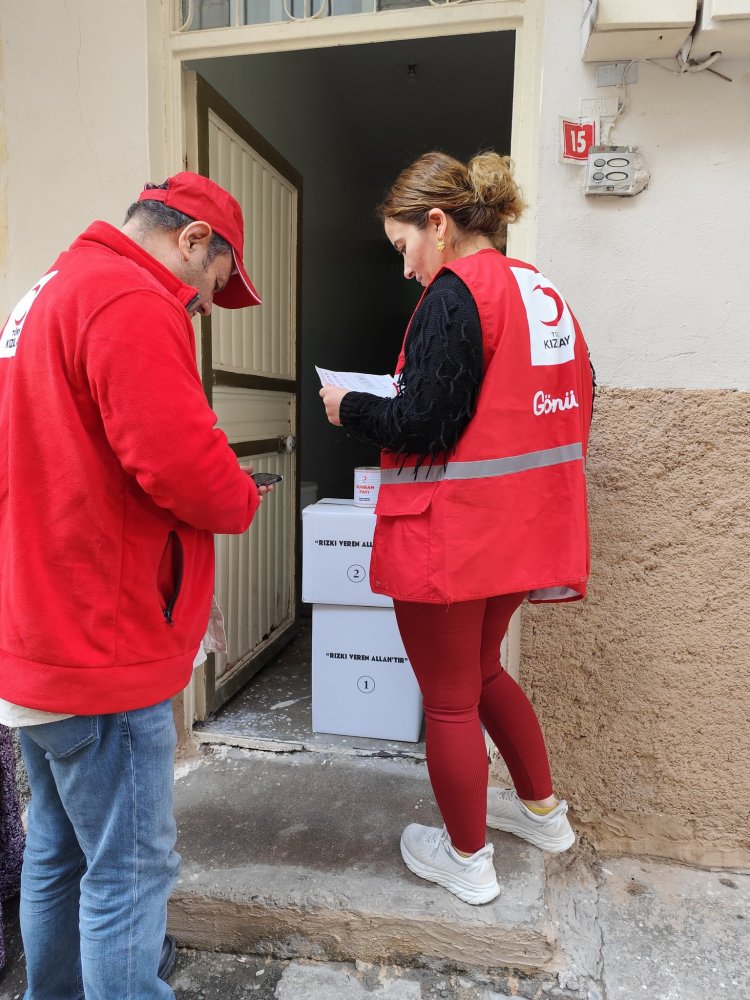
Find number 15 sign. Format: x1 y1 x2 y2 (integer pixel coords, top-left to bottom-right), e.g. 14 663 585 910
560 118 597 163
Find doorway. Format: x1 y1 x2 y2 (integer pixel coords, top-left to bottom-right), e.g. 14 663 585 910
186 29 515 751
189 30 514 499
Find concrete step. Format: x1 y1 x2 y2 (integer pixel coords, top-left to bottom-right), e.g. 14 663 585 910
169 746 560 975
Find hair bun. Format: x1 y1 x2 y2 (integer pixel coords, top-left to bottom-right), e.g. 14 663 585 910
376 148 525 251
467 152 525 223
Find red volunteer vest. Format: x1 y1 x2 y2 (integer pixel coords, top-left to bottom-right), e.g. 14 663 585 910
370 249 592 604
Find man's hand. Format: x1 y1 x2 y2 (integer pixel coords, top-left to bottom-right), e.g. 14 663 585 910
319 385 350 427
243 468 275 503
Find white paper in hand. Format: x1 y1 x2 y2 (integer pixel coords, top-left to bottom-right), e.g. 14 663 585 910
315 365 397 398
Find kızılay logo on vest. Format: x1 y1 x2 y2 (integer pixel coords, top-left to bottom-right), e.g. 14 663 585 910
0 271 59 359
509 266 576 367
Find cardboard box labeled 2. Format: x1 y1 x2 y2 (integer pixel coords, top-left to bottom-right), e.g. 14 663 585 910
302 499 391 607
312 604 423 742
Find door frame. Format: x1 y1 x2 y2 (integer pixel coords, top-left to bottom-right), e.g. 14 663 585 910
151 0 544 733
155 0 543 263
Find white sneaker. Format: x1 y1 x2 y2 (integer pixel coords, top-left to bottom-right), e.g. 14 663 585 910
486 787 576 853
400 823 500 905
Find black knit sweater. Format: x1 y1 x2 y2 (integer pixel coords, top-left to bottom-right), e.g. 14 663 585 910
339 272 483 460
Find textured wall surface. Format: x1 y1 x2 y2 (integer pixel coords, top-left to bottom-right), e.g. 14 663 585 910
519 387 750 867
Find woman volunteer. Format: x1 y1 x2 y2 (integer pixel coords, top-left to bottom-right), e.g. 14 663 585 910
320 151 593 905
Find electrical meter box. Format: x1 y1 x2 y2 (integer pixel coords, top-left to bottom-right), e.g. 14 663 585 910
581 0 696 61
585 145 638 196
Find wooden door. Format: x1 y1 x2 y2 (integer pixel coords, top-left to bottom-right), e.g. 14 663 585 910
188 72 302 717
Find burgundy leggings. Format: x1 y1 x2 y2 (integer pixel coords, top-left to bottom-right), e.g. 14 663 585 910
393 594 553 855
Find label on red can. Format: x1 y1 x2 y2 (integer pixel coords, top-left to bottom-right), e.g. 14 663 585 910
354 467 381 507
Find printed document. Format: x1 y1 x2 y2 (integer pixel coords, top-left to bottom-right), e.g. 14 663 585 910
315 366 397 398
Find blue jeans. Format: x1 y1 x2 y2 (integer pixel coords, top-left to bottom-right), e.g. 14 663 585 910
19 700 180 999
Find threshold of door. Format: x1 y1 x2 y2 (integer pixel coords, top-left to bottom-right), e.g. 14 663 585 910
194 619 426 761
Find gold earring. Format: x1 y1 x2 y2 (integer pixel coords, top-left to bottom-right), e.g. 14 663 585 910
437 237 445 252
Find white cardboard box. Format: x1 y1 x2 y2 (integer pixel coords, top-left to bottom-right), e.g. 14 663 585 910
311 604 423 742
302 498 392 608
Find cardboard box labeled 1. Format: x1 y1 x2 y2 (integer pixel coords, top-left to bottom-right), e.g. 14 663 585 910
302 499 391 607
312 604 423 742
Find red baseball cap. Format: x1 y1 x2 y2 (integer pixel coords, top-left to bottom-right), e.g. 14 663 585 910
138 172 261 308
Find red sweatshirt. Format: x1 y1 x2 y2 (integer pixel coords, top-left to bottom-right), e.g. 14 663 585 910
0 222 259 713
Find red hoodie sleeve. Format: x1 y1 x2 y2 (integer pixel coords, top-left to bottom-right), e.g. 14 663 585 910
79 290 259 534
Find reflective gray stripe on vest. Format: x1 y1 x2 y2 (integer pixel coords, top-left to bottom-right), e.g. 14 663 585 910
380 442 584 485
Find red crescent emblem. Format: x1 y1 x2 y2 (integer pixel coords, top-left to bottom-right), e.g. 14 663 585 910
533 284 564 327
13 283 43 326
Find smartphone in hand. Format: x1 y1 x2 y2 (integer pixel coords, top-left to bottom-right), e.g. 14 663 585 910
251 472 284 487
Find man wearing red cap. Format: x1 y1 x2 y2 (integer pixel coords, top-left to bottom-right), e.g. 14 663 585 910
0 173 263 998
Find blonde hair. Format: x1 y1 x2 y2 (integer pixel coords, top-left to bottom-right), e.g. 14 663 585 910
377 150 526 251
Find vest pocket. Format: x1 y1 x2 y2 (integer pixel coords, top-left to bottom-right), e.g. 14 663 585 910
157 530 184 626
375 481 439 517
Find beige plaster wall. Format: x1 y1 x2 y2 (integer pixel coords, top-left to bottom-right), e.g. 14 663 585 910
516 387 750 868
0 1 153 317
